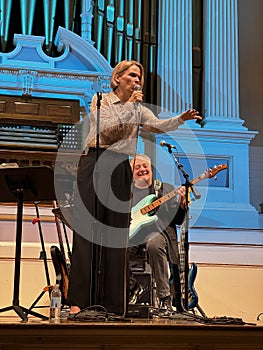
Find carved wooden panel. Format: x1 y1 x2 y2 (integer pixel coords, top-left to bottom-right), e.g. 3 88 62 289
0 95 80 164
0 95 80 125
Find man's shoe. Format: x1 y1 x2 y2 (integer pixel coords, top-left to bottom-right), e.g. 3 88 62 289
159 295 173 314
129 284 144 304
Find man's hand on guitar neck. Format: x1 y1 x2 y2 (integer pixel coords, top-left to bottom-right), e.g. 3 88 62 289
177 186 186 208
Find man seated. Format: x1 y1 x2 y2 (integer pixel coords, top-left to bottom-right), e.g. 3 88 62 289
129 154 187 313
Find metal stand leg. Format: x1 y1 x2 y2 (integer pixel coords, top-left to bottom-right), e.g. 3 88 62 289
26 203 53 314
190 303 207 318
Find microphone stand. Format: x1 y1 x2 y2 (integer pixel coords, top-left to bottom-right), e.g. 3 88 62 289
165 146 201 310
92 91 102 306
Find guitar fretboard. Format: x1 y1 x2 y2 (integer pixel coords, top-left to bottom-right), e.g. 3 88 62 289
140 164 227 216
140 189 179 215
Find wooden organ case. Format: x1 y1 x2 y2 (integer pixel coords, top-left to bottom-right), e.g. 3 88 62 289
0 94 80 167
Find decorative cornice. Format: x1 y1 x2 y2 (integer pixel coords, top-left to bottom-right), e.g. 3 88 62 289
0 28 112 76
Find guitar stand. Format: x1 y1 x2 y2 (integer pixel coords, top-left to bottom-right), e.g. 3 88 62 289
54 207 72 264
26 202 53 314
190 303 207 318
0 166 56 322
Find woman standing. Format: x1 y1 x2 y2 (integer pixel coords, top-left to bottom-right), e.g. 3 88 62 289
67 60 202 318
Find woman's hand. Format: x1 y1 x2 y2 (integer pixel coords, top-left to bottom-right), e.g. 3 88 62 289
180 109 203 122
128 90 144 103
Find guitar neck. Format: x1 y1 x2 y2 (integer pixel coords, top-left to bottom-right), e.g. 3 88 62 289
139 177 198 215
140 164 227 219
191 173 207 185
140 188 179 215
140 171 210 215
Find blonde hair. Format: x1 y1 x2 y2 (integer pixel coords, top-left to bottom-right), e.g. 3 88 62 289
110 60 144 91
130 154 151 169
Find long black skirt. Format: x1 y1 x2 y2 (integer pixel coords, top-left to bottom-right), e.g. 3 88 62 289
67 148 132 315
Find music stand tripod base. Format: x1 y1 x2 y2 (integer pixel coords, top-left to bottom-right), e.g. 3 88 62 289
0 166 56 321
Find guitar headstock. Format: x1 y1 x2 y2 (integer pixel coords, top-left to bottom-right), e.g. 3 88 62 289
205 164 228 179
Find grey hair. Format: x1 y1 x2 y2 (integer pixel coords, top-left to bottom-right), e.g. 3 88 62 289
130 154 151 169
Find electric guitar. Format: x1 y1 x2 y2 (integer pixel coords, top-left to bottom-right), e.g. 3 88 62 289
50 202 71 305
50 245 69 305
179 212 199 309
188 262 199 309
130 164 228 239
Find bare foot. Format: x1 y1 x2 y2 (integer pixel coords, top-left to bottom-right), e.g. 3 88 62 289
69 305 81 314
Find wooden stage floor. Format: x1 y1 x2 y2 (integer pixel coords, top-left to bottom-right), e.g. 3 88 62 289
1 310 263 350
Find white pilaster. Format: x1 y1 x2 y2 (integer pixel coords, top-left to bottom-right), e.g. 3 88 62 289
203 0 240 122
157 0 193 114
156 0 260 229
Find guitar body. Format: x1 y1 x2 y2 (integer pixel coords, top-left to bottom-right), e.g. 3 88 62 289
130 194 158 239
50 245 70 305
188 262 199 309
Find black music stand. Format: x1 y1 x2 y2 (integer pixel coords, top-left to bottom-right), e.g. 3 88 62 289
0 166 56 321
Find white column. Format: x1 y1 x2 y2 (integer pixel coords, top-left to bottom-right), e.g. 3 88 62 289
203 0 240 120
157 0 193 114
156 0 259 229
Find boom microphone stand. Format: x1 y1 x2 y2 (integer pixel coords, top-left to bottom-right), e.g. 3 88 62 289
163 145 200 310
91 91 102 306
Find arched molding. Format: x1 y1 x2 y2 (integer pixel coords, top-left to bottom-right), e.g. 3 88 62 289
0 27 112 107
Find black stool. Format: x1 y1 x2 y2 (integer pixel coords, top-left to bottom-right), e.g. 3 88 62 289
129 246 153 306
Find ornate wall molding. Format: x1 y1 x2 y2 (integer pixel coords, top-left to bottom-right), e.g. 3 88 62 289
0 28 112 109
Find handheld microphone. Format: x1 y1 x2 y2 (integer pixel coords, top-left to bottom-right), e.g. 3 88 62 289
195 117 206 128
134 85 142 113
134 84 142 91
160 141 177 150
